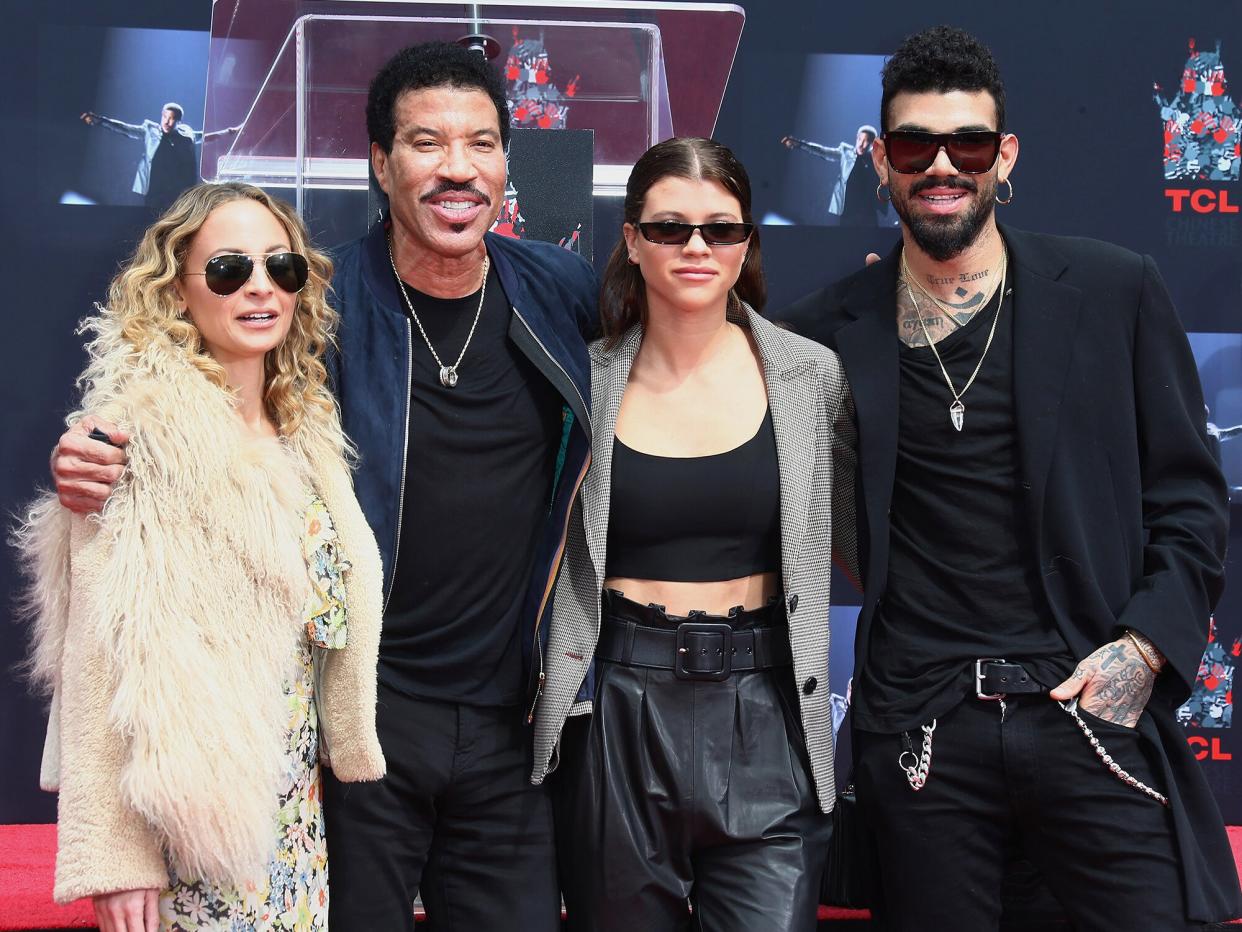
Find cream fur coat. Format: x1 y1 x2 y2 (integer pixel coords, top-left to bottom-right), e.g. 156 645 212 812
16 314 386 904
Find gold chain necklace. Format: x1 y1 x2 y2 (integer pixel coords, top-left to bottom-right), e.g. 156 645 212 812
901 247 1008 432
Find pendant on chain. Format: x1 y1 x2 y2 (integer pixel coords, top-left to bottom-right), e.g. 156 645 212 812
439 366 459 388
949 400 965 432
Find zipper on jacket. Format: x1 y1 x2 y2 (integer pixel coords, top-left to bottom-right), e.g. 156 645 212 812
511 306 592 436
526 452 592 724
383 319 414 613
312 645 332 765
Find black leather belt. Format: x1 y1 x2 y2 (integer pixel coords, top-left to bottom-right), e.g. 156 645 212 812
596 617 793 682
974 659 1045 700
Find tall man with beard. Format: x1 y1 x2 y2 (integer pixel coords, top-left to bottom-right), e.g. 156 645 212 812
780 26 1240 930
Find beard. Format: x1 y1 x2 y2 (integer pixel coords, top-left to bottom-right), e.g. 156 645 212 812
890 175 996 262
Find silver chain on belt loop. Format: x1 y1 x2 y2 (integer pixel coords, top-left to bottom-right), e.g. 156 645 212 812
1059 699 1169 806
896 700 1168 805
898 720 937 791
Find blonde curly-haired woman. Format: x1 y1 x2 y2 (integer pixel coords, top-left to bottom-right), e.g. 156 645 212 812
16 182 385 932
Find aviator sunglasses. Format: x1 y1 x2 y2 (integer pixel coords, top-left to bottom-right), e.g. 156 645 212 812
882 130 1003 174
185 252 310 297
637 221 754 246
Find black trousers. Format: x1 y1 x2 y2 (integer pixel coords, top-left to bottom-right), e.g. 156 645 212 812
553 595 831 932
855 694 1204 931
322 683 560 931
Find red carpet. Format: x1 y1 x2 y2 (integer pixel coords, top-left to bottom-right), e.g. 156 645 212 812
0 825 91 930
0 823 1236 929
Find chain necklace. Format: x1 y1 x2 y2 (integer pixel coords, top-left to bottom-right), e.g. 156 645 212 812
904 260 1005 331
902 247 1008 432
387 235 489 389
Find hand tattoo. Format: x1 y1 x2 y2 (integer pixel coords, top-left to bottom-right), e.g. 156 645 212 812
1071 638 1156 727
1098 642 1128 671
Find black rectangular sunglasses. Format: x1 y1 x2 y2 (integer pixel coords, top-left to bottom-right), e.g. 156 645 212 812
637 221 754 246
185 252 310 296
883 130 1003 174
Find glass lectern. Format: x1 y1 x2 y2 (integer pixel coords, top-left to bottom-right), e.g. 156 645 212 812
201 1 744 241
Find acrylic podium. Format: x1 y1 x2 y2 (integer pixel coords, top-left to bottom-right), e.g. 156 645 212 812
200 0 745 243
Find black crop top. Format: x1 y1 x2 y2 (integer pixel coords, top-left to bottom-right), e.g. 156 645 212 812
605 408 783 582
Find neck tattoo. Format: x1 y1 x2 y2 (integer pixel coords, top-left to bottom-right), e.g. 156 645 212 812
901 247 1009 432
904 257 1004 331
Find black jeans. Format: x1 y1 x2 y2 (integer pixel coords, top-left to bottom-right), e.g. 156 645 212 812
553 594 831 932
322 683 560 931
855 694 1203 931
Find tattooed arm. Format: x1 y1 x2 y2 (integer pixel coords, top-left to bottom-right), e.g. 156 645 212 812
1049 630 1167 727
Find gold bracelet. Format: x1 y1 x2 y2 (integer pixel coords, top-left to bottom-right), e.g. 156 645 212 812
1125 630 1161 674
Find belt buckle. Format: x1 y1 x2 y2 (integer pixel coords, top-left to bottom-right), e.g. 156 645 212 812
975 657 1008 700
675 622 734 681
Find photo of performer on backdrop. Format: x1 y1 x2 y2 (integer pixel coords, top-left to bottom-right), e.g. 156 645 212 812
736 52 899 228
780 124 884 227
47 27 222 210
79 104 239 212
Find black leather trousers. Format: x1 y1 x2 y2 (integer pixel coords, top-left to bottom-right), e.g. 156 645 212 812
552 593 831 932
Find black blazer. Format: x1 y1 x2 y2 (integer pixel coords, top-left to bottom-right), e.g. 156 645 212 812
778 224 1240 922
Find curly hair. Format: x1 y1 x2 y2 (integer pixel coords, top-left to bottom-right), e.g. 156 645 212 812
99 181 339 443
367 41 510 152
599 137 765 345
880 26 1006 133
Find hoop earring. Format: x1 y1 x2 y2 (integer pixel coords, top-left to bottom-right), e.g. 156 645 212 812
876 182 891 203
995 178 1014 206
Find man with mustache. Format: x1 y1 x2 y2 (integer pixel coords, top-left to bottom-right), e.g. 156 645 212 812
52 42 596 931
780 25 1240 930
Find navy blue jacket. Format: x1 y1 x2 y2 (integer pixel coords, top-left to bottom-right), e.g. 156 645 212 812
327 221 597 715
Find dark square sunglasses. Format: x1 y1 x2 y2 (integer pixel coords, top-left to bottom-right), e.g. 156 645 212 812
637 221 754 246
882 131 1003 174
185 252 310 296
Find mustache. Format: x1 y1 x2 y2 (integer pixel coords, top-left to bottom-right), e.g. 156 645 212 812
910 176 978 196
421 182 492 206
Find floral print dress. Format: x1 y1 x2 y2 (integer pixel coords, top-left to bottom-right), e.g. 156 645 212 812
159 495 350 931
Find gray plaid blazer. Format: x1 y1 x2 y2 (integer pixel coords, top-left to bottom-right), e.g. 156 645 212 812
530 308 858 813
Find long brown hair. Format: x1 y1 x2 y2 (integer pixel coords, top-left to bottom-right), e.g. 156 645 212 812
599 137 766 344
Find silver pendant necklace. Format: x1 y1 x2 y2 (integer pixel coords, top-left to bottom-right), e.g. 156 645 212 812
902 248 1007 432
387 234 489 388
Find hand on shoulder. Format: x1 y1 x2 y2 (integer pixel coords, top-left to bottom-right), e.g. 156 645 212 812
51 416 130 515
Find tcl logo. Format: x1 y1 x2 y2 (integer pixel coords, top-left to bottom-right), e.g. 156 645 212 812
1164 188 1241 212
1186 735 1233 760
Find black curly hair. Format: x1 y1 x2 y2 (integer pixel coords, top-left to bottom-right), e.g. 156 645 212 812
366 41 510 152
880 26 1005 133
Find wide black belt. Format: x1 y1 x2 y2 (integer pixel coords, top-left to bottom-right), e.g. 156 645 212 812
974 659 1045 700
596 617 793 682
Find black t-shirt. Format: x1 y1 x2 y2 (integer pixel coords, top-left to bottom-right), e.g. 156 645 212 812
841 147 880 227
381 262 564 706
147 130 197 211
855 282 1075 733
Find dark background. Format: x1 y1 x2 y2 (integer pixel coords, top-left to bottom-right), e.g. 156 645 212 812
2 0 1239 825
